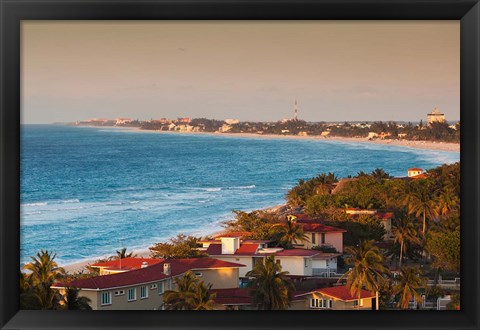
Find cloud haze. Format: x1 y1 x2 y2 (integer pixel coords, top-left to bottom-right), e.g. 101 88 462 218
21 21 459 124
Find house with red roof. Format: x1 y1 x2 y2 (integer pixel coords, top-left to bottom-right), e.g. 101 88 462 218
290 214 346 252
408 167 424 177
51 257 245 310
206 236 341 278
294 285 376 310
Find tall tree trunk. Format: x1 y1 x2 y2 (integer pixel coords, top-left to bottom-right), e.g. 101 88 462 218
422 209 426 234
399 241 404 267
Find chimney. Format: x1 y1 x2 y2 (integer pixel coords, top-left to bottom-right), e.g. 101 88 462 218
163 263 171 276
221 237 240 255
141 261 149 268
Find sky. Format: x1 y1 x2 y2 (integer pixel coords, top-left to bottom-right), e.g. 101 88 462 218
21 21 460 124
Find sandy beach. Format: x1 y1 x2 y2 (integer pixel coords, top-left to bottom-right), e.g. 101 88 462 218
61 205 287 274
95 126 460 153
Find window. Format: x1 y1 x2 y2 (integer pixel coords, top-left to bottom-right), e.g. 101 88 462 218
150 284 157 290
158 282 165 295
311 233 316 244
353 300 359 307
140 286 148 299
127 288 136 302
321 233 326 244
114 290 125 296
194 272 202 277
310 298 332 309
304 258 308 268
101 292 111 306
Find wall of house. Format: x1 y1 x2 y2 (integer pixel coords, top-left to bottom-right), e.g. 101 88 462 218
301 232 343 252
214 256 252 277
277 257 311 276
325 232 343 252
89 278 173 310
194 268 240 289
305 292 373 310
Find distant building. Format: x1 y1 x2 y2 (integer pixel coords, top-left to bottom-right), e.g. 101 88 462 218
176 117 191 124
115 118 133 125
408 168 424 177
224 119 240 125
427 107 446 125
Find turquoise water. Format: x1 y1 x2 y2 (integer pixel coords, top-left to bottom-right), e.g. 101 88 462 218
20 125 459 265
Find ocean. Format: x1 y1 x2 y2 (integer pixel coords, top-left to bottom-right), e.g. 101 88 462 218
20 125 460 266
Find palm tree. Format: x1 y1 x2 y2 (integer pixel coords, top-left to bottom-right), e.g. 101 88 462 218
370 168 392 180
435 188 459 218
392 218 421 267
271 216 308 249
187 282 217 310
163 271 198 310
246 256 293 310
340 240 389 310
115 247 137 259
392 266 427 309
23 250 65 309
405 183 437 234
62 287 92 310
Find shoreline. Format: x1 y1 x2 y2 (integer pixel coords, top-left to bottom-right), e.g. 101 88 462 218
61 205 286 274
84 125 460 153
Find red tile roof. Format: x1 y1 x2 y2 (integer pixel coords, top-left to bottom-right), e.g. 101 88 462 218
234 244 259 255
376 212 394 220
90 257 162 271
52 258 245 290
301 223 347 233
408 168 423 171
316 286 375 301
206 243 260 256
206 244 222 255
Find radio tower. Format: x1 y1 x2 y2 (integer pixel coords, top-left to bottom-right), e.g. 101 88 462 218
294 98 298 121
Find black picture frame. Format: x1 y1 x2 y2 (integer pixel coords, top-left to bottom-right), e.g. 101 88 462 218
1 0 479 329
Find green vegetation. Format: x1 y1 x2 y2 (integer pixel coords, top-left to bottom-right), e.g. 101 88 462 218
62 287 92 310
114 247 137 259
270 216 309 249
20 250 65 310
163 271 216 310
340 240 389 307
392 217 421 267
392 266 427 310
246 256 293 310
222 210 280 240
149 234 207 259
